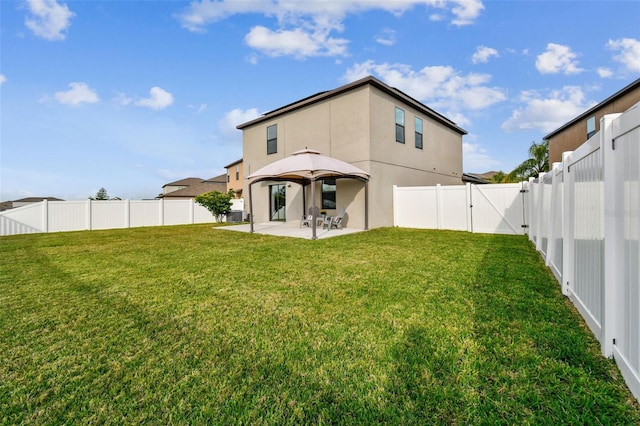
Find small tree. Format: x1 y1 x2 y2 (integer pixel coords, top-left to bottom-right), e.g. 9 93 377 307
89 187 120 200
195 189 235 223
507 140 549 182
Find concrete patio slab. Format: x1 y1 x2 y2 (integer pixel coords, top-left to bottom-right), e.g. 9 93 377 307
215 222 366 240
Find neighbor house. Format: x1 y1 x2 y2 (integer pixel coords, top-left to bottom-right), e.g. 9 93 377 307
224 158 244 198
545 77 640 164
0 197 64 212
237 76 466 229
159 175 227 200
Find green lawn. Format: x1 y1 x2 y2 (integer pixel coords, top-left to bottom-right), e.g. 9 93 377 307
1 225 638 425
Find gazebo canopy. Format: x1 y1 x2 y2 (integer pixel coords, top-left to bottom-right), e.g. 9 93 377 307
246 149 370 184
245 149 370 239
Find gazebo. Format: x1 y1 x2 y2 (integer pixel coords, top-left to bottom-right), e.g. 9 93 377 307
246 149 370 240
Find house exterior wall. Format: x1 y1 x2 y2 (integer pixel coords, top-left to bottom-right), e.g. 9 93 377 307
226 161 244 197
242 80 463 229
547 81 640 164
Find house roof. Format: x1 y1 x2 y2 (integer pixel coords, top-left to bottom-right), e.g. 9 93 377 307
14 197 65 202
162 177 204 188
236 75 467 136
160 174 228 198
224 158 243 168
543 77 640 140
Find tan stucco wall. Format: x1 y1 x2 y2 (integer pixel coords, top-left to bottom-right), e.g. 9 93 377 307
548 87 640 164
243 84 463 228
226 161 244 196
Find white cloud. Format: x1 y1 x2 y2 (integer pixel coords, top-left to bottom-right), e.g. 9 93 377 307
597 67 614 78
24 0 74 41
245 25 348 58
463 142 499 171
0 74 6 85
177 1 484 59
536 43 583 75
343 60 506 122
501 86 596 133
113 92 133 106
52 82 99 105
219 108 261 137
471 45 498 64
607 38 640 73
135 87 174 110
375 28 396 46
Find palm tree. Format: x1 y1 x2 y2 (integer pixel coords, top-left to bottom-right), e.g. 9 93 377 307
508 141 549 182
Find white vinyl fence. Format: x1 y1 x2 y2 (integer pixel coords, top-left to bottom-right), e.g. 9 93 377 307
0 198 245 236
526 106 640 401
393 182 527 235
392 104 640 401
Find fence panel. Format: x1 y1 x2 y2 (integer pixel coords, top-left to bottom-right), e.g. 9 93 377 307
91 200 127 230
611 105 640 399
394 186 439 229
49 201 88 233
570 140 604 337
470 184 525 235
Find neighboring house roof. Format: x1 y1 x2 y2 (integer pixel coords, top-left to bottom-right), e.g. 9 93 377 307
162 177 204 188
462 173 490 184
14 197 65 202
160 174 227 198
543 77 640 140
237 75 467 136
224 158 243 168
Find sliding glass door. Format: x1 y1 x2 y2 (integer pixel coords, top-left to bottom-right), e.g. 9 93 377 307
269 184 286 221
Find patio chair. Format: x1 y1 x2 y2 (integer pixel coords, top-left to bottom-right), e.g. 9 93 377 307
300 214 313 227
300 206 321 228
324 208 345 230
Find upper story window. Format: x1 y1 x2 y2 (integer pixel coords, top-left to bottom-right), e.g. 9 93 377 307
267 124 277 155
586 116 596 139
235 165 240 180
415 117 423 149
226 172 230 183
322 178 336 210
395 107 405 143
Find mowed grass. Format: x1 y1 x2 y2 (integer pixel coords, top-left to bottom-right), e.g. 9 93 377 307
1 225 639 425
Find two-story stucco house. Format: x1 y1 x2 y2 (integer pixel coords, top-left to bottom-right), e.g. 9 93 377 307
237 76 467 229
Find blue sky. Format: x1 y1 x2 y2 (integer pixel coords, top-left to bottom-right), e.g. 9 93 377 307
1 0 639 201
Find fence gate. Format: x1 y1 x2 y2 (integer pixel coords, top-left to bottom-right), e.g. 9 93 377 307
393 183 527 235
470 184 527 235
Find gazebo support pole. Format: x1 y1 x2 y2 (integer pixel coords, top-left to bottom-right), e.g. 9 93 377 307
311 179 317 240
302 183 306 216
364 180 369 230
249 182 254 233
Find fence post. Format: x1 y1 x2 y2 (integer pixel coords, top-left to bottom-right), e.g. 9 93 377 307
436 184 442 230
190 199 195 224
42 199 49 233
561 151 574 296
535 172 546 252
465 183 472 232
601 113 623 357
159 198 164 226
86 199 92 230
545 164 561 269
125 200 130 228
392 185 398 227
527 177 535 243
